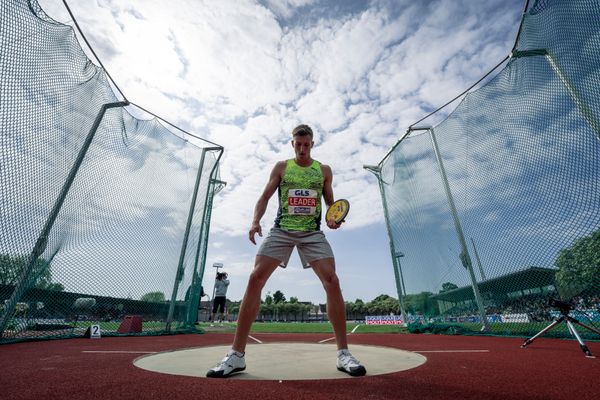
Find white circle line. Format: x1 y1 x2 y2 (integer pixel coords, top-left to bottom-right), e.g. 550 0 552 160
415 350 490 353
82 351 158 354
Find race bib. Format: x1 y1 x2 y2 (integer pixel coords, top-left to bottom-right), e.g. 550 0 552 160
288 189 317 215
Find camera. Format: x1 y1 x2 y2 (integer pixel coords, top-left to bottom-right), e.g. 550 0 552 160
548 297 574 312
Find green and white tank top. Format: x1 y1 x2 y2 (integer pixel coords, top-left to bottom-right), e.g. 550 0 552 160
274 159 324 231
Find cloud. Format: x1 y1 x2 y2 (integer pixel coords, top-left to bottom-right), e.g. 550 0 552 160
30 0 526 302
262 0 318 19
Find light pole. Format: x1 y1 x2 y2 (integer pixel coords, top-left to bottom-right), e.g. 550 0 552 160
211 262 223 301
394 252 408 326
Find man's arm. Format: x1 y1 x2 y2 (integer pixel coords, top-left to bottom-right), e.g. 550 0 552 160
249 161 285 244
321 164 341 230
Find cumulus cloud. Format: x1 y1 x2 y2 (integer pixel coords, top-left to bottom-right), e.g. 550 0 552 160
34 0 523 302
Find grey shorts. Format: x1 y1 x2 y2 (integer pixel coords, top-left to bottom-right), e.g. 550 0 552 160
257 228 334 268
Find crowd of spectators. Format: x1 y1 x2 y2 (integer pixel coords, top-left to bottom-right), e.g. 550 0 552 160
442 293 600 323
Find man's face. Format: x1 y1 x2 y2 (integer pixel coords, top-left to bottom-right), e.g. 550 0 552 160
292 135 313 161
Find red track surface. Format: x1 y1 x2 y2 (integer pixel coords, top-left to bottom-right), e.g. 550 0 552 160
1 333 598 400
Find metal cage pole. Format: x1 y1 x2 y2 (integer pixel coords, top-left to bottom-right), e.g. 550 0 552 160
184 160 215 327
184 152 225 327
364 165 408 326
184 190 214 326
0 101 129 337
470 237 487 281
395 252 408 307
428 127 490 331
194 178 226 299
166 147 211 331
511 49 600 139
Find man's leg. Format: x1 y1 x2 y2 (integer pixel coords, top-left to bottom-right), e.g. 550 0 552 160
232 255 281 352
207 256 281 378
310 258 348 350
311 258 367 376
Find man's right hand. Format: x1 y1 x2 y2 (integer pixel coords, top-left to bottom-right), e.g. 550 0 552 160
249 222 262 245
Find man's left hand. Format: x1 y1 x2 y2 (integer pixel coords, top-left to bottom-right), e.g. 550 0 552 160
327 218 342 229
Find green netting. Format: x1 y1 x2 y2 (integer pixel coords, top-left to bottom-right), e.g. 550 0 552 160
0 0 224 343
374 0 600 338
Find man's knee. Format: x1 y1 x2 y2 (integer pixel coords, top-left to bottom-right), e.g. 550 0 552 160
247 269 270 290
247 256 280 290
320 272 341 291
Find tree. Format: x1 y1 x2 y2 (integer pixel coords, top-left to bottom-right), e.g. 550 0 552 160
259 303 270 314
372 294 392 303
345 301 356 314
141 291 166 302
285 302 300 320
439 282 458 293
289 296 298 303
404 291 439 316
264 294 273 305
366 294 399 315
555 229 600 297
352 299 366 315
0 254 64 291
229 304 240 315
273 290 286 303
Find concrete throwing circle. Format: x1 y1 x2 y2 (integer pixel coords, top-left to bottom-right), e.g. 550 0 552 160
134 342 427 380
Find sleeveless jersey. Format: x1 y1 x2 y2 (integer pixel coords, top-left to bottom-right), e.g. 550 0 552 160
274 159 324 231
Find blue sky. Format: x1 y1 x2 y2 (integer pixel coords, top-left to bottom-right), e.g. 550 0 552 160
36 0 525 304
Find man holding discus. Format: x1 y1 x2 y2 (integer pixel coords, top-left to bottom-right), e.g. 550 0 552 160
206 124 366 378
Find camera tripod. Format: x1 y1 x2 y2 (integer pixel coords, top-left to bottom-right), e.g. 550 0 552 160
521 299 600 358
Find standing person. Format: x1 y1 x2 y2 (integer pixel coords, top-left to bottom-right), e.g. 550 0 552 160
211 272 229 324
206 124 366 378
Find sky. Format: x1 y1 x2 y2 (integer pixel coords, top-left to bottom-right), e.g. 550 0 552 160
35 0 525 304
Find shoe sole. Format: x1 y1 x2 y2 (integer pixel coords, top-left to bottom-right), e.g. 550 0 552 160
337 366 367 377
206 366 246 378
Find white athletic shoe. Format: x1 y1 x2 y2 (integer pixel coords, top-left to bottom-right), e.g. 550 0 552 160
336 349 366 376
206 350 246 378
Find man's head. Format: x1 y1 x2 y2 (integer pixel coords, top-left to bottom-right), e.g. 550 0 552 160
292 124 313 139
291 124 314 164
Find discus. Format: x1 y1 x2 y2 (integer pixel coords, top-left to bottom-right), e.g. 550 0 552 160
325 199 350 224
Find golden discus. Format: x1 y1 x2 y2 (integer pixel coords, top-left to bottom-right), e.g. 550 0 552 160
325 199 350 224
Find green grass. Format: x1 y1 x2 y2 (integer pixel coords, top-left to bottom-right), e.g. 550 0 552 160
195 321 409 334
73 320 167 331
75 320 597 340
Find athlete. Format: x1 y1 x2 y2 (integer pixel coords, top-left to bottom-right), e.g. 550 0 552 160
206 124 366 378
210 271 229 324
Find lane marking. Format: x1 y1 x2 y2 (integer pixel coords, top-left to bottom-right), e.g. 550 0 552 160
318 337 336 343
415 350 490 353
318 325 360 343
249 335 263 344
82 351 157 354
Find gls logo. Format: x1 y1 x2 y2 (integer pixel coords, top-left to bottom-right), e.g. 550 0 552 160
294 189 310 196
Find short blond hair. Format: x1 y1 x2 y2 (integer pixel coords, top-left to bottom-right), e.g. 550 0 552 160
292 124 313 138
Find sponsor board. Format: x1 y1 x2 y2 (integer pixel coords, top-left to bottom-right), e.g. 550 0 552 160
365 315 404 325
501 313 530 323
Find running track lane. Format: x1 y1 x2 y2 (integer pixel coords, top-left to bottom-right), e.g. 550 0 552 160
0 333 598 400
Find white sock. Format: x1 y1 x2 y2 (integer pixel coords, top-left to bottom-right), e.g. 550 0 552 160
337 349 350 357
229 349 245 357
